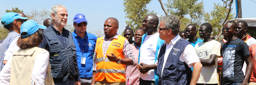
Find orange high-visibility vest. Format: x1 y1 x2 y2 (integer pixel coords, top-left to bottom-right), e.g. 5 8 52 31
95 35 126 83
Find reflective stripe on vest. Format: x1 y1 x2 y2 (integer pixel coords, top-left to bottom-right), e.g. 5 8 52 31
95 57 109 63
96 69 125 73
94 35 126 82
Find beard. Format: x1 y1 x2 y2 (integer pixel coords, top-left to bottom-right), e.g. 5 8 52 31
55 18 67 27
145 27 155 34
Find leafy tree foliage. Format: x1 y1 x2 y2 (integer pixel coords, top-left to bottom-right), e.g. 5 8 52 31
166 0 203 31
204 0 234 39
6 8 23 13
124 0 151 30
0 27 9 40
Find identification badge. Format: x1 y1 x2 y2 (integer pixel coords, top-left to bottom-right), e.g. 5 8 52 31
81 57 86 65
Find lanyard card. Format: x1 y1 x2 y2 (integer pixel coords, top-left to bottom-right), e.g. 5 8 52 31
81 57 86 65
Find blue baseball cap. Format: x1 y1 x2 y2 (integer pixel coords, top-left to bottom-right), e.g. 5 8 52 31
1 12 27 26
20 20 46 38
73 13 87 24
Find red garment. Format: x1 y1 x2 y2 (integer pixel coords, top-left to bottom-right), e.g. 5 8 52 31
250 44 256 82
126 44 140 85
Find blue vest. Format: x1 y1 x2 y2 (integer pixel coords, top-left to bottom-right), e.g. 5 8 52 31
43 26 78 81
157 38 192 85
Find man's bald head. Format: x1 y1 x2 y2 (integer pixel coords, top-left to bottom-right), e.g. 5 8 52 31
146 14 159 24
104 17 119 39
106 17 119 29
142 14 159 35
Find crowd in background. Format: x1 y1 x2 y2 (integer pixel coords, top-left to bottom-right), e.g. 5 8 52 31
0 5 256 85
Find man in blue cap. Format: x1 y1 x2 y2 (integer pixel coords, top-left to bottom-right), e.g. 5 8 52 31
0 12 27 71
72 13 97 85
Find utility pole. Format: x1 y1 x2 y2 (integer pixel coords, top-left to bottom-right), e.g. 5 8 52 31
237 0 242 18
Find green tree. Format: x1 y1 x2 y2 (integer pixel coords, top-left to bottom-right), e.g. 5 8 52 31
6 8 23 13
204 0 234 39
0 27 9 40
124 0 151 30
165 0 203 30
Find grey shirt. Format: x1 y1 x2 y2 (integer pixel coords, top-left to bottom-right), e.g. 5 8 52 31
0 31 20 71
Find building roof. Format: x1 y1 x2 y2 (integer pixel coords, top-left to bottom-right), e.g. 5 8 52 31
235 18 256 27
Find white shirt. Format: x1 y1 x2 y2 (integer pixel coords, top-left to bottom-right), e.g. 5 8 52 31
245 36 256 46
242 35 256 75
161 35 200 77
139 33 159 81
0 48 49 85
195 40 221 84
4 36 20 61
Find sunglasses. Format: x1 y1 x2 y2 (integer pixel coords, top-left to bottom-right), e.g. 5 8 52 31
76 22 87 27
159 28 169 30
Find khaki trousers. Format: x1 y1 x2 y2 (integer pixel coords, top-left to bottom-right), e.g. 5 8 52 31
249 82 256 85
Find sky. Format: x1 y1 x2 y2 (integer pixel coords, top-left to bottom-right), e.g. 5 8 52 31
0 0 256 36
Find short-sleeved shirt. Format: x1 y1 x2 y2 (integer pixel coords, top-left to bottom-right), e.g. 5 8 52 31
139 33 160 81
126 43 140 85
249 44 256 82
221 39 250 83
245 34 256 46
242 34 256 74
195 40 221 84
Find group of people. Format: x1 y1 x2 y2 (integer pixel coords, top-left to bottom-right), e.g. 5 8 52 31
0 4 256 85
180 20 256 85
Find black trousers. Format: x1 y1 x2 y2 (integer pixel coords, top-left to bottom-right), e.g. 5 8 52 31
54 78 76 85
197 84 218 85
139 78 155 85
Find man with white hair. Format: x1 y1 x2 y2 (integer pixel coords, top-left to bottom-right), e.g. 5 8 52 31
40 5 79 85
157 15 202 85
